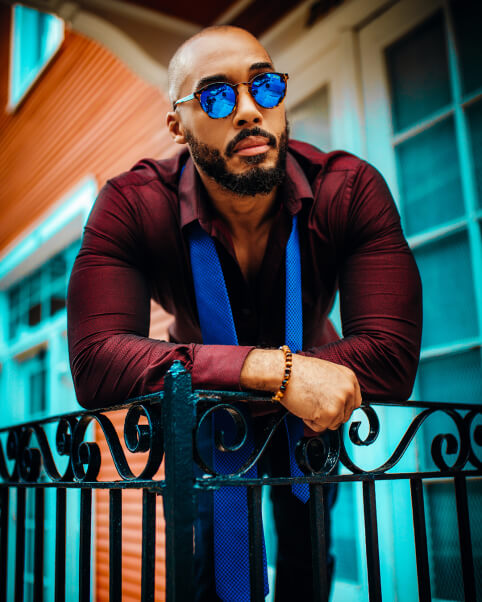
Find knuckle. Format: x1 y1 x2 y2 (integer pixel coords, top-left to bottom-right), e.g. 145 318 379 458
325 406 338 421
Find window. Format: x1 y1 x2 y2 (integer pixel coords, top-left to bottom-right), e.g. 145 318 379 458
7 240 80 342
384 3 482 404
27 348 48 415
10 4 63 108
289 85 332 151
383 3 482 598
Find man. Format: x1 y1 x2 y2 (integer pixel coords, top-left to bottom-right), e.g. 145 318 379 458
67 25 422 601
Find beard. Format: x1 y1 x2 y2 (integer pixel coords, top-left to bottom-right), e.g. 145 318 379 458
184 124 289 196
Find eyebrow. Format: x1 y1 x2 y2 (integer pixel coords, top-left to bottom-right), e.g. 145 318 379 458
194 62 275 91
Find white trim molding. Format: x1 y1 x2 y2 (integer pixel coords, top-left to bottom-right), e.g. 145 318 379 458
0 177 97 290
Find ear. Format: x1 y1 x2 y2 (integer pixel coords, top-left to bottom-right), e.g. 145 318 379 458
166 111 187 145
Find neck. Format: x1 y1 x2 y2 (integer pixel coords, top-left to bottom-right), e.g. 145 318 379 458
198 171 279 239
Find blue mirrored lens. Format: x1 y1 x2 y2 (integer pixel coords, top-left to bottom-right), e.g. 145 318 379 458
200 83 236 118
251 73 286 108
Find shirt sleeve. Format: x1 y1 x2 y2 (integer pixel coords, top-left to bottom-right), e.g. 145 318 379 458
299 161 423 401
67 181 253 409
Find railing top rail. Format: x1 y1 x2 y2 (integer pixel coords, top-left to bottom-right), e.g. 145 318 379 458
1 363 481 486
0 391 480 434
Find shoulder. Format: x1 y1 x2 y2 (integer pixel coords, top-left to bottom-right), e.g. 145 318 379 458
84 150 188 257
89 150 190 243
105 149 188 205
288 139 366 180
289 138 390 201
288 139 381 217
289 140 399 245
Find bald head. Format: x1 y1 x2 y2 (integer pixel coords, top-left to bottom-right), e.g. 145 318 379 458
167 26 271 107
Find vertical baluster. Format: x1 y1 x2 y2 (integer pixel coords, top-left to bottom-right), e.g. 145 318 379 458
54 489 66 602
33 488 44 602
14 487 26 602
109 489 122 602
247 485 264 601
79 489 92 602
410 478 431 602
454 475 476 601
362 480 382 602
164 362 195 602
141 489 156 602
309 483 329 602
0 488 9 602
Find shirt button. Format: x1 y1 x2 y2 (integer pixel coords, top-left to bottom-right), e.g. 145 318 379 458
241 307 251 317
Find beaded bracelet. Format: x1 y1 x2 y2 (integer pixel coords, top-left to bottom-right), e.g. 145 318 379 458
271 345 293 403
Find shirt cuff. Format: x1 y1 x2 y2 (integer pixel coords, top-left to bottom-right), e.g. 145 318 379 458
191 344 255 391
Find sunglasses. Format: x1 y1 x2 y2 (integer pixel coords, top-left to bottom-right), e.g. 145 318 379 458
174 72 289 119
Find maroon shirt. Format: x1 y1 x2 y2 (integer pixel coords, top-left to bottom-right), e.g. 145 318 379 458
67 140 422 409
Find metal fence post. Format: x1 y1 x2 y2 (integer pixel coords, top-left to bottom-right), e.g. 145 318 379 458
164 361 196 602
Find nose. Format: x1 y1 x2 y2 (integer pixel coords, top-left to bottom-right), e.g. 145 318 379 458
233 84 263 127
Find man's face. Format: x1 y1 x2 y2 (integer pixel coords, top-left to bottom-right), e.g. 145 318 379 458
170 30 289 195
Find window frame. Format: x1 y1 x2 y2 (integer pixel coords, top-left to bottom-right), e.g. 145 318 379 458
359 2 482 599
359 0 482 380
8 3 64 112
0 177 96 421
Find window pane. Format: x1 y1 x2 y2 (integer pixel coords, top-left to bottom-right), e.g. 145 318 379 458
11 6 63 107
28 303 42 327
28 271 41 304
331 482 359 582
416 348 482 403
50 295 66 316
288 86 331 151
386 11 451 133
47 254 66 283
6 242 78 340
425 481 465 601
450 0 482 97
27 271 42 327
396 117 464 235
8 285 22 339
414 230 477 348
466 99 482 208
29 350 47 415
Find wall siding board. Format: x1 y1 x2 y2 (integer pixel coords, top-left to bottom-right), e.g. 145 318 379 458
1 9 176 600
0 28 177 253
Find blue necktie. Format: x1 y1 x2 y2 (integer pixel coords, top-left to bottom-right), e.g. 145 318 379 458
189 214 309 601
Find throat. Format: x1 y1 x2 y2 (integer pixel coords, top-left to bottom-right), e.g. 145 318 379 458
233 226 271 283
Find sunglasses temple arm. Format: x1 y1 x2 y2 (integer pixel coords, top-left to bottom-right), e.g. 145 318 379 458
174 93 195 106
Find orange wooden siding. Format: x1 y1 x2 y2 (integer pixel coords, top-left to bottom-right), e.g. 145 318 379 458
94 407 168 602
0 13 177 253
1 7 177 599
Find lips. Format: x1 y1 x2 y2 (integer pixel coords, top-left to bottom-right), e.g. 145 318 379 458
233 136 271 156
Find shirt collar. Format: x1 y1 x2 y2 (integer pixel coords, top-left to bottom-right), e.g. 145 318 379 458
178 145 315 232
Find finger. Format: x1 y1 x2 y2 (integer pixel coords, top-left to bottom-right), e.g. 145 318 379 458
343 385 359 423
354 377 362 408
344 377 362 423
343 393 355 424
303 419 326 433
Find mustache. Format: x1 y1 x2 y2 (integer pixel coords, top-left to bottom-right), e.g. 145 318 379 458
225 127 277 157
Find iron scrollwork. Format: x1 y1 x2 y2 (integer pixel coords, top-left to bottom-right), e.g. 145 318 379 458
0 396 165 485
1 363 480 487
192 393 482 479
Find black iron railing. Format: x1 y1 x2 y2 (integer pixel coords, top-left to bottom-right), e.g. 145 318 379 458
0 360 481 601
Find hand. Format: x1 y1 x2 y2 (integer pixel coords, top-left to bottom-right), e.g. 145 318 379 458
240 349 362 432
280 354 362 432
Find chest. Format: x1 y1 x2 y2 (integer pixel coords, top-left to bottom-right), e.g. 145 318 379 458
232 228 271 283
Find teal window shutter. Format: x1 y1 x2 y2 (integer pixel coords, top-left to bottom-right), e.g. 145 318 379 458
10 4 63 108
385 5 482 598
7 239 80 342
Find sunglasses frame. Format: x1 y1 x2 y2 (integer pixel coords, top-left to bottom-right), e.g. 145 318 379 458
174 72 289 119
